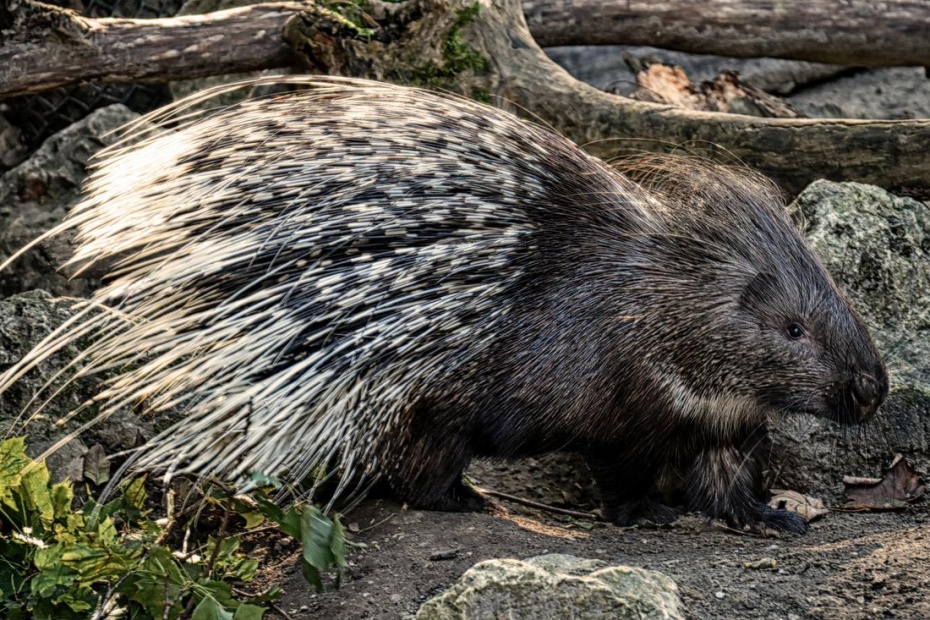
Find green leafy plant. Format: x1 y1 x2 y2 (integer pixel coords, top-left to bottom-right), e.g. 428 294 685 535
0 438 348 619
255 497 347 592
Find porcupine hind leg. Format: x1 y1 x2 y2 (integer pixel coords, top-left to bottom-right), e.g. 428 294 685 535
584 449 678 526
685 430 808 534
386 402 488 513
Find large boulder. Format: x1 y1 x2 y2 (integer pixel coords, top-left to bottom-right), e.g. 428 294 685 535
0 104 139 298
416 553 684 620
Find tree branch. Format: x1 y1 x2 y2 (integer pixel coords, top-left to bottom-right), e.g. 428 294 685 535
470 0 930 197
523 0 930 68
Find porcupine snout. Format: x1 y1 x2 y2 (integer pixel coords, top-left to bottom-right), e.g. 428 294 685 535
849 369 889 422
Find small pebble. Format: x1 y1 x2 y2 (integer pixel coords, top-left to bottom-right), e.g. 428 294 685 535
715 591 725 599
429 547 461 561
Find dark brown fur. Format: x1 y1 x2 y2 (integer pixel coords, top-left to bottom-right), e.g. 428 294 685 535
387 158 888 534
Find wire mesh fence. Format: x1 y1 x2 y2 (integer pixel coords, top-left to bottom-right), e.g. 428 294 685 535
1 0 186 167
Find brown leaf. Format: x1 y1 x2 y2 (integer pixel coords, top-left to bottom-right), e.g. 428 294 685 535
82 443 110 486
769 490 829 521
843 454 926 511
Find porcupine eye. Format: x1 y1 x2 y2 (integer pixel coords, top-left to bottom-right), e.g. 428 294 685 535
786 323 805 340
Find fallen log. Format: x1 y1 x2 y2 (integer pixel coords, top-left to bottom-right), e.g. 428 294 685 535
2 0 929 197
523 0 930 68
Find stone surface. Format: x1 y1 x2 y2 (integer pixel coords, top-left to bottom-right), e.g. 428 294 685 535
415 553 684 620
0 111 28 171
770 181 930 499
789 67 930 120
544 45 846 97
0 104 139 298
0 290 149 482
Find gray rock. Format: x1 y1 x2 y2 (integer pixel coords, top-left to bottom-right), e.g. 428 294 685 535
0 104 139 298
415 553 684 620
0 290 148 482
0 111 28 171
545 47 930 120
770 181 930 498
789 67 930 120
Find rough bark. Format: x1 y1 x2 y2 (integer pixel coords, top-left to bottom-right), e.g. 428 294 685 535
0 0 301 98
523 0 930 68
457 0 930 197
3 0 930 197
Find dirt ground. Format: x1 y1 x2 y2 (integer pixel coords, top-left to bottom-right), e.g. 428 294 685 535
257 455 930 620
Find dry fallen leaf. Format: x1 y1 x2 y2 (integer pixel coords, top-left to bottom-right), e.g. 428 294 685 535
843 454 926 511
82 443 110 486
768 489 829 521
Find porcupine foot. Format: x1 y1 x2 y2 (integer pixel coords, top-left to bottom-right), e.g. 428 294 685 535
387 404 491 513
686 443 808 535
584 450 678 526
409 479 491 513
602 498 679 526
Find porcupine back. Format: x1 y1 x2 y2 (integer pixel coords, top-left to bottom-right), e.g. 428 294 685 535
0 77 659 499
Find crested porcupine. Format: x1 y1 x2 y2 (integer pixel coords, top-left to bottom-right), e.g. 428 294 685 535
0 76 887 534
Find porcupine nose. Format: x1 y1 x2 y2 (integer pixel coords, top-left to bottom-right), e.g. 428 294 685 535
851 371 888 421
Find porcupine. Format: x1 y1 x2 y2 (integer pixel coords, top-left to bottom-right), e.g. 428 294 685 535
0 76 888 534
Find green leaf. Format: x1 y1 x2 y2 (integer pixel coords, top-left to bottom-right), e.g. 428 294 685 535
0 438 29 496
0 437 282 620
300 558 323 593
20 463 53 524
330 514 347 586
216 536 241 559
191 594 234 620
255 498 307 542
31 546 77 598
49 481 74 521
240 510 265 529
96 517 119 544
124 546 189 618
119 477 147 520
233 602 266 620
197 580 236 608
301 505 335 571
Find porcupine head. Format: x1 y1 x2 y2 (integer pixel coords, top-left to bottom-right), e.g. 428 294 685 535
540 158 890 534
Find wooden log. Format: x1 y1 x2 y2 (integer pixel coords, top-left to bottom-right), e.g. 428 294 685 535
0 0 302 99
2 0 929 198
523 0 930 68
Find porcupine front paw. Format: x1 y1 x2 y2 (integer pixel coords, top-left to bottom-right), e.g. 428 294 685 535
745 503 809 534
687 442 809 535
